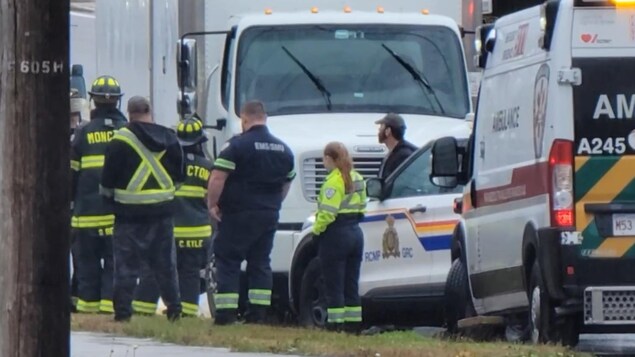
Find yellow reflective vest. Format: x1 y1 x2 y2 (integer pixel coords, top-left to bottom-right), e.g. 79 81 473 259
312 168 366 235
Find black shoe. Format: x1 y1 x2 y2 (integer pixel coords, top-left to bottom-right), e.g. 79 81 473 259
214 314 238 326
343 322 362 335
114 315 131 323
167 309 181 322
325 322 342 332
244 306 267 324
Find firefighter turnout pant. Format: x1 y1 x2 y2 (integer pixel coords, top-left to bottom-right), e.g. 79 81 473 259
72 228 114 313
133 243 208 317
112 217 182 321
317 220 364 330
213 210 278 325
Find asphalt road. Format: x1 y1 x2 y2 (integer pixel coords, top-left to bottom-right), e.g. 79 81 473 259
413 327 635 355
72 331 301 357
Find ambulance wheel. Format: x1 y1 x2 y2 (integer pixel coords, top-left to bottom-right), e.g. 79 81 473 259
298 257 327 328
528 263 557 344
444 258 476 335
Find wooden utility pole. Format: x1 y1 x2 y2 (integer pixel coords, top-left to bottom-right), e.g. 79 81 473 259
0 0 71 356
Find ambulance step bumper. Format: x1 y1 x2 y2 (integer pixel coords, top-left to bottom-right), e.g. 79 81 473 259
584 286 635 325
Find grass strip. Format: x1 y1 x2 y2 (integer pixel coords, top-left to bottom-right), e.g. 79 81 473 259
72 315 589 357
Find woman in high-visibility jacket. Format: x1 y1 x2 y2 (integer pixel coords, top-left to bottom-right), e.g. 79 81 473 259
312 141 367 333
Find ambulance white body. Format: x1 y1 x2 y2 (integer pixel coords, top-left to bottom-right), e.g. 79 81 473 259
430 0 635 346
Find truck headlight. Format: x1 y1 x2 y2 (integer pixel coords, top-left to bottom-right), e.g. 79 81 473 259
302 215 316 231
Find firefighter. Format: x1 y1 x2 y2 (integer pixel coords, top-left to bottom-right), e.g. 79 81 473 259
70 75 127 314
311 141 367 333
100 96 185 322
132 116 213 317
207 100 295 325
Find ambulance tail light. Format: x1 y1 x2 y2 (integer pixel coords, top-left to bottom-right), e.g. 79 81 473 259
549 140 574 228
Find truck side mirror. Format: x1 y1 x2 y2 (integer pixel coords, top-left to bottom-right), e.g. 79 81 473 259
177 39 198 91
430 137 460 189
366 178 385 200
474 24 496 69
176 90 197 116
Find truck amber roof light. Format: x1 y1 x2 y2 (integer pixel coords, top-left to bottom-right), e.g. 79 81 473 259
377 6 384 13
264 8 272 15
344 5 352 12
421 9 430 15
614 0 635 7
311 7 319 13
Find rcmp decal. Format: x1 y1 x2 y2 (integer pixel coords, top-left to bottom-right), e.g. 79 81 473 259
362 211 456 263
382 215 401 259
533 64 549 159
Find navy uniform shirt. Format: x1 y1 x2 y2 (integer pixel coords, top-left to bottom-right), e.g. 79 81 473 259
214 125 295 214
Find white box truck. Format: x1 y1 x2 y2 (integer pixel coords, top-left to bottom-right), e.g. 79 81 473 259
96 0 481 321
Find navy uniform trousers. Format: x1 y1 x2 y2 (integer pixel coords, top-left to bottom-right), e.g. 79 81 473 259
112 216 182 321
317 219 364 331
72 228 114 313
213 210 279 324
133 241 209 317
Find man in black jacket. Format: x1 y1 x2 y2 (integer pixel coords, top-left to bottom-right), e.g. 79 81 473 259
100 96 185 322
375 113 418 179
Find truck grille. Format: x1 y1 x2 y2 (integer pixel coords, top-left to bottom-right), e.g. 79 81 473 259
584 287 635 325
302 156 383 202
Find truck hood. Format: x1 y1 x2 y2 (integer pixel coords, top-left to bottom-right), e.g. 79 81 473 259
265 112 471 153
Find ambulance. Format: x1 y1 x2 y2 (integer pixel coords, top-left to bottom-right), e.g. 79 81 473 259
430 0 635 346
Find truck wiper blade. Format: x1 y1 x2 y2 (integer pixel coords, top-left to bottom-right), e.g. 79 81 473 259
380 43 445 115
281 46 332 111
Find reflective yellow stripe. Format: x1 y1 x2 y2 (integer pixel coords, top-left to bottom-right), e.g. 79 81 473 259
174 225 212 238
132 300 157 314
248 289 272 306
327 307 345 323
71 160 80 171
77 299 100 313
100 299 114 313
344 306 362 322
214 158 235 170
182 302 199 316
214 293 239 310
113 188 175 204
71 215 115 228
112 128 175 205
175 185 206 198
80 155 105 169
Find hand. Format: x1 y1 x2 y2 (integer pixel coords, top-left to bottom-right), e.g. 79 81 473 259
209 206 222 222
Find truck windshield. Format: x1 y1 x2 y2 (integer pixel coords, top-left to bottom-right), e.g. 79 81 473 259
235 24 470 118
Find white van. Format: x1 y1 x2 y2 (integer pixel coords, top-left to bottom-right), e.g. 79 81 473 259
429 0 635 347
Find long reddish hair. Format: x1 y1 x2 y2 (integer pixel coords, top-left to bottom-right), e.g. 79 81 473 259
324 141 354 194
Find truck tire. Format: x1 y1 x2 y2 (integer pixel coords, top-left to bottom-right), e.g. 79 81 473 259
298 257 327 328
444 259 476 334
528 262 558 344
